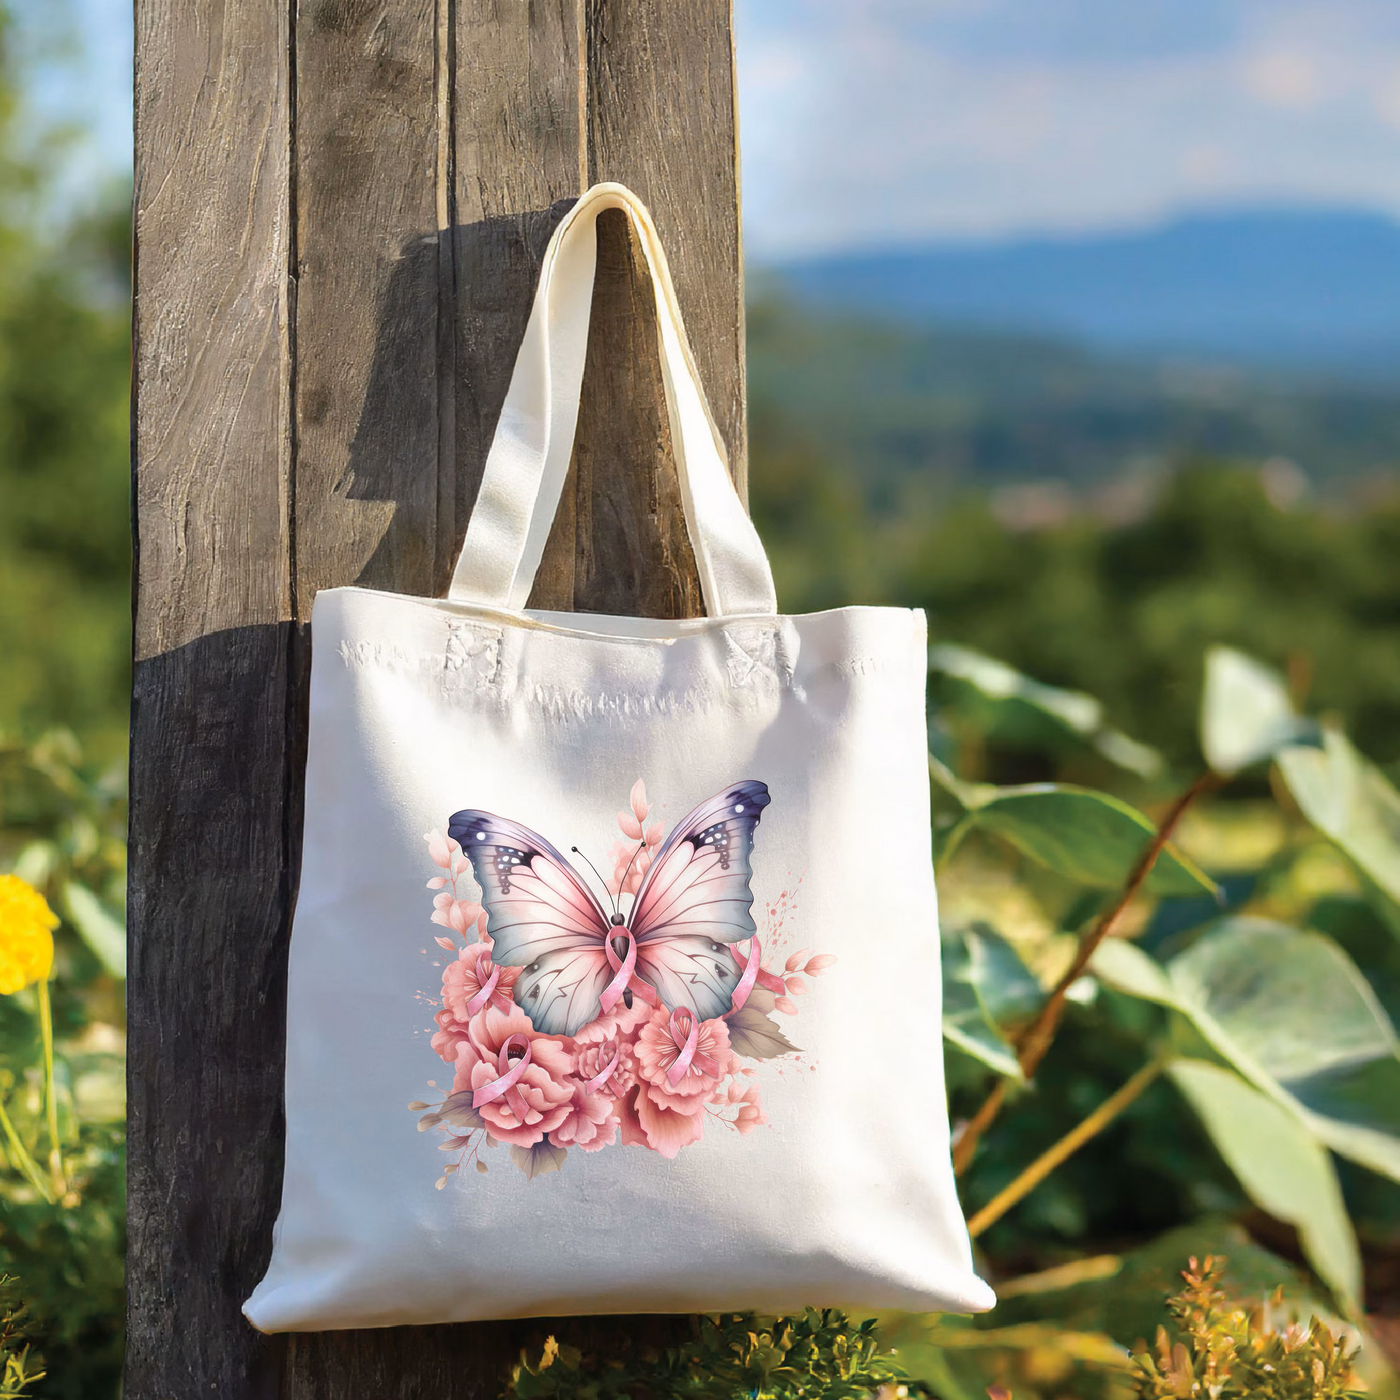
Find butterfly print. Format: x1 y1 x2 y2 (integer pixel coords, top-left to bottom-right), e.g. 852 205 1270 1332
448 781 772 1035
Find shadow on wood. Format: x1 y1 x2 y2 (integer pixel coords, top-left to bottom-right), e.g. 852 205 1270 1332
338 205 704 615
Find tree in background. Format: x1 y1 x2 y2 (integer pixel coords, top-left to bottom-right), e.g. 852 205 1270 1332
0 1 130 762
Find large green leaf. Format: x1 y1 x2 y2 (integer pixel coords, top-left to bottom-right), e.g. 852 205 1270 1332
1279 728 1400 910
941 924 1041 1080
929 643 1160 776
1168 1059 1361 1309
63 880 126 979
1199 646 1319 775
964 786 1217 896
1095 920 1400 1184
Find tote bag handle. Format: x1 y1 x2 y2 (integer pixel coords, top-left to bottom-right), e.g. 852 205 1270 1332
447 183 779 618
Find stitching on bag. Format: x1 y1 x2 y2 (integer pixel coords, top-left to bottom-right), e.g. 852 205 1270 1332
832 655 892 679
523 682 713 722
444 620 503 688
337 639 416 671
723 623 804 700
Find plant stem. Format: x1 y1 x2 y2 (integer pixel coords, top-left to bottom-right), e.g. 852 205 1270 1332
35 979 64 1196
0 1095 54 1205
952 770 1215 1175
966 1056 1166 1238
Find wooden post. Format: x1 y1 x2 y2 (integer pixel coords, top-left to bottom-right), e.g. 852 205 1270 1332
129 2 747 1395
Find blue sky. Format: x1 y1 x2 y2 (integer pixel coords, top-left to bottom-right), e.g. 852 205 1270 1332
22 0 1400 256
735 0 1400 255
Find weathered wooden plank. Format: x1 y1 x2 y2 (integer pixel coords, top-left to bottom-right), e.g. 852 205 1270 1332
448 0 587 597
291 0 442 609
128 0 294 1394
585 0 748 500
528 0 746 615
131 0 294 658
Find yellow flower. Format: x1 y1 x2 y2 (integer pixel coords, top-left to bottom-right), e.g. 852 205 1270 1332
0 875 57 994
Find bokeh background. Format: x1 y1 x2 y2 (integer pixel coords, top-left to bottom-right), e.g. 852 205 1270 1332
2 1 1400 1396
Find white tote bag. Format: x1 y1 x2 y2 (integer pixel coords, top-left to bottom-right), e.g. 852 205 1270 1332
244 183 994 1332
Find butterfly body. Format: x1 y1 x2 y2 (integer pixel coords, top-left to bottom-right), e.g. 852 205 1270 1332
449 781 771 1035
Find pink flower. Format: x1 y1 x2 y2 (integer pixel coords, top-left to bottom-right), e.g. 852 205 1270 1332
425 828 458 869
619 1084 705 1159
451 1004 576 1148
633 1007 733 1112
727 1080 768 1135
608 782 667 895
431 897 484 935
431 1009 472 1065
573 995 651 1052
573 1033 636 1098
431 945 519 1063
552 1083 618 1152
441 943 517 1021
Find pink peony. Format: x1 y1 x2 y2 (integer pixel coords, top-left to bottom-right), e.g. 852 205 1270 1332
616 1084 705 1158
430 1007 472 1065
552 1083 618 1152
451 1004 576 1148
633 1007 733 1112
431 945 519 1063
573 1033 637 1099
442 943 517 1021
572 994 651 1053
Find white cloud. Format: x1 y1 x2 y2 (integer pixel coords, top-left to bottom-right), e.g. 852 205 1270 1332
737 0 1400 255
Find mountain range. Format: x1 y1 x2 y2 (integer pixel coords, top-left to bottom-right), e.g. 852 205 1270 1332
767 208 1400 376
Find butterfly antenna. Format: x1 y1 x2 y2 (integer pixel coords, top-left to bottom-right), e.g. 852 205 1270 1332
570 846 618 918
617 839 647 897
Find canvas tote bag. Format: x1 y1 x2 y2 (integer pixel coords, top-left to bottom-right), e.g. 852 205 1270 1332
244 183 994 1332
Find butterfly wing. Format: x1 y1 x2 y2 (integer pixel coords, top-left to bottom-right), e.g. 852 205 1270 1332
628 780 772 1020
448 809 612 1035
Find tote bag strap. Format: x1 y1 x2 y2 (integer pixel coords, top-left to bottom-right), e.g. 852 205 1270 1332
447 183 778 618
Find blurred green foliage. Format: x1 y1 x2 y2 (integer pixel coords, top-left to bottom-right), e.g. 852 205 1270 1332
507 1312 920 1399
0 734 125 1400
746 291 1400 497
751 388 1400 772
0 2 129 762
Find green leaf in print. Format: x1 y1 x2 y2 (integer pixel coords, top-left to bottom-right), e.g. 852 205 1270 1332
726 1006 799 1060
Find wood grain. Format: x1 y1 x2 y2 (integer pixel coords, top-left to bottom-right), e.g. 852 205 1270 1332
449 0 586 595
585 0 747 501
129 0 293 1393
292 0 442 609
131 0 747 1393
528 0 747 614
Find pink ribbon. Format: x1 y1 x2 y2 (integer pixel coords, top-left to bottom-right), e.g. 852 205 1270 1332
600 929 637 1013
472 1033 536 1124
583 1040 620 1094
666 1009 700 1086
729 934 762 1014
464 960 500 1017
664 1008 718 1087
601 929 658 1009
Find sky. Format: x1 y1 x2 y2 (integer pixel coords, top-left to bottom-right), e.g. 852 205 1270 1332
19 0 1400 258
735 0 1400 256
